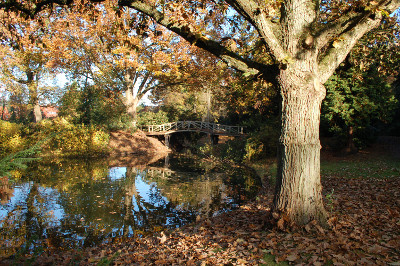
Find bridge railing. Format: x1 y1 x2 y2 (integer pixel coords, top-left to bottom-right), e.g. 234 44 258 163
138 121 244 135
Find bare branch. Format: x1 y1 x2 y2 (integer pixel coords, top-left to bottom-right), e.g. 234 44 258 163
0 0 73 18
136 72 151 98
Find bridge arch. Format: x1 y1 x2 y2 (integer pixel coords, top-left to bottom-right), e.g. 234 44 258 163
138 121 245 148
138 121 244 136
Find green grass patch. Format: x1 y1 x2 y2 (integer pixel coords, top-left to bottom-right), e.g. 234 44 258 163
261 250 289 266
249 153 400 185
321 157 400 179
248 160 277 187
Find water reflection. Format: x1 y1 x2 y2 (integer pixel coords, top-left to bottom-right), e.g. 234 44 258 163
0 155 260 258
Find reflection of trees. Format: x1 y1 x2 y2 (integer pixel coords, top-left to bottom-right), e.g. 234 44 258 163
141 167 227 219
141 156 261 220
0 182 56 258
23 158 110 192
0 157 261 256
0 176 14 204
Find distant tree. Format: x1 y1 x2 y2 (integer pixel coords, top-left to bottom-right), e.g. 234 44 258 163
321 16 400 151
0 10 59 123
59 82 126 127
151 48 234 123
46 2 195 126
322 67 397 152
387 74 400 136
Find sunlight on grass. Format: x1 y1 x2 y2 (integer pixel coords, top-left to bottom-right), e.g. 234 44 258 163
250 154 399 184
321 156 400 179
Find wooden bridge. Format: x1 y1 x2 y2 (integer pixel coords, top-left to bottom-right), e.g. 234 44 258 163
138 121 244 136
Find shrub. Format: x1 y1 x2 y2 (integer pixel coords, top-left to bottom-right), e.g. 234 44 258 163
244 123 279 161
28 117 109 157
137 110 170 126
218 138 247 163
0 120 25 157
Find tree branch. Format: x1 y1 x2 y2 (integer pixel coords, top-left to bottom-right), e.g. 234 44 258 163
314 11 364 51
0 0 72 18
226 0 287 61
314 0 400 50
318 0 400 83
318 16 382 83
136 72 151 98
119 0 278 82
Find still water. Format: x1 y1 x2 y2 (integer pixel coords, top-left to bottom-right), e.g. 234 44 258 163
0 155 260 257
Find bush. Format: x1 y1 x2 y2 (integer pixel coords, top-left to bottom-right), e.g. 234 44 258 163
218 138 247 163
244 122 279 161
0 120 25 157
137 110 170 126
195 121 279 164
28 117 110 157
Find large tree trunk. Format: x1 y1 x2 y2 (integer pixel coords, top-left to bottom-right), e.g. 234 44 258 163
27 72 42 123
273 69 327 226
125 88 139 127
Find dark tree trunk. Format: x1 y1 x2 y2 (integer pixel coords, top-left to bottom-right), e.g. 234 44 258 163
345 126 358 154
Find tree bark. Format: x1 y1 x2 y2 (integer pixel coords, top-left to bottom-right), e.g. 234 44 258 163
27 71 42 123
125 87 139 127
32 99 42 123
273 68 327 225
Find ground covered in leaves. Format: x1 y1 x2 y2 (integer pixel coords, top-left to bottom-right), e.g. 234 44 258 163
107 130 170 166
3 149 400 265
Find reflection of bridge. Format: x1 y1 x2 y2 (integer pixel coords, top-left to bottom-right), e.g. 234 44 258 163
144 167 175 179
139 121 244 136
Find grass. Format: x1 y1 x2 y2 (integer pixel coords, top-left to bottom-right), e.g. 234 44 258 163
261 251 289 266
249 151 400 183
320 156 400 179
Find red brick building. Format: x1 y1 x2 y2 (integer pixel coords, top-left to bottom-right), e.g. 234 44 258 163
40 105 59 119
0 105 59 120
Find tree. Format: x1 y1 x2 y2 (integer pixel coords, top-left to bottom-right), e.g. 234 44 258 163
321 16 400 152
1 0 400 226
0 9 59 123
151 48 235 122
0 49 45 122
117 0 400 226
322 67 397 152
45 2 196 126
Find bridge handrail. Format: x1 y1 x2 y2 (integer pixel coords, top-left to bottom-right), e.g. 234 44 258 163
138 121 244 135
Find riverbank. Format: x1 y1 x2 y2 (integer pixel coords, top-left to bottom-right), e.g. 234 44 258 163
107 130 170 166
3 146 399 265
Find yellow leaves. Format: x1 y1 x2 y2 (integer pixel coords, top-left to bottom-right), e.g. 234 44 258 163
0 121 25 156
111 46 129 55
332 35 347 48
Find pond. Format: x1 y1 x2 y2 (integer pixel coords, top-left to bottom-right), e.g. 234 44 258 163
0 154 261 258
